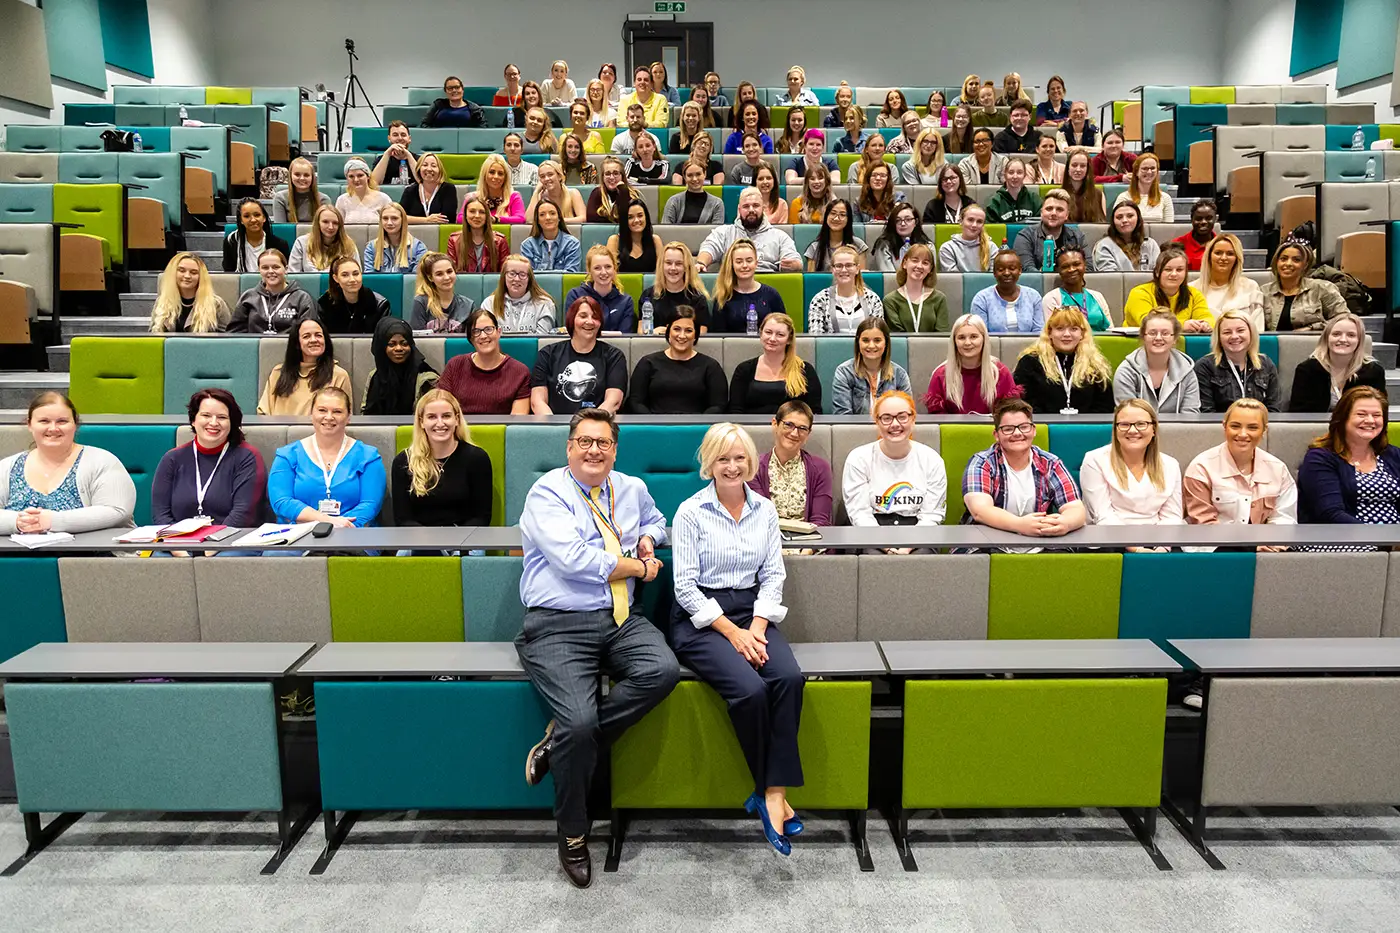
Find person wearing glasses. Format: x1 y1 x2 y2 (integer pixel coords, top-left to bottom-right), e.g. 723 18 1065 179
516 407 680 888
1079 399 1184 548
842 391 948 554
435 309 532 416
749 401 833 528
962 397 1085 547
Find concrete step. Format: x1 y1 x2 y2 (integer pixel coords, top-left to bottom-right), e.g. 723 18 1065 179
46 345 69 373
185 231 225 251
120 293 156 317
1372 340 1397 369
61 316 152 340
129 272 160 292
1242 249 1267 270
0 372 68 408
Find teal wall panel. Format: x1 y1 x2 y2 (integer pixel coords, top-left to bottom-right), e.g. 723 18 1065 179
1336 0 1400 90
98 0 155 79
43 0 109 93
1291 0 1344 77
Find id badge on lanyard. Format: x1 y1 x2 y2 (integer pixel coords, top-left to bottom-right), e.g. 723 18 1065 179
192 444 227 519
1058 359 1077 416
311 437 350 517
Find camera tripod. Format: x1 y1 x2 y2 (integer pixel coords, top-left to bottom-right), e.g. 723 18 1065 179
335 38 379 150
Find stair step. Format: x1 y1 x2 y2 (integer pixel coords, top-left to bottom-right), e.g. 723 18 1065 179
1372 340 1397 369
1242 249 1267 270
185 231 226 251
0 371 68 408
129 272 160 292
61 316 153 340
120 293 156 317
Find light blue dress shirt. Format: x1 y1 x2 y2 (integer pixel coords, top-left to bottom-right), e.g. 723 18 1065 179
519 467 668 612
267 437 385 526
671 482 787 629
970 284 1045 334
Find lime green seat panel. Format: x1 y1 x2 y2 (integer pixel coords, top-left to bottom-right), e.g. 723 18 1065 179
69 336 164 414
205 87 253 105
393 421 503 525
1189 86 1236 105
53 183 125 264
901 678 1166 808
438 154 489 185
612 681 872 809
988 554 1123 639
755 273 806 332
938 423 1047 525
328 557 464 641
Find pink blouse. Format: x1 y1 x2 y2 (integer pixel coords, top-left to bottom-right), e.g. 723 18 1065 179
459 191 526 225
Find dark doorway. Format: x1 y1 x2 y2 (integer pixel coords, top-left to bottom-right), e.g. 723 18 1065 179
624 21 714 93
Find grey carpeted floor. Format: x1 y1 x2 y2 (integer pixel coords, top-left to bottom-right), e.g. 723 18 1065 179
2 805 1399 932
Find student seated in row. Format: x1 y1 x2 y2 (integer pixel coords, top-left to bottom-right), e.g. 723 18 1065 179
646 241 711 334
628 308 727 415
993 100 1041 154
520 199 583 273
289 204 355 273
1092 201 1160 273
1288 313 1386 413
1012 309 1115 414
0 392 136 536
1195 233 1264 329
363 204 428 273
728 313 823 414
883 244 952 333
804 199 867 272
867 203 930 272
402 153 458 224
434 308 533 415
1183 398 1296 537
985 158 1041 223
962 397 1086 543
150 252 231 333
938 205 996 273
268 386 384 529
661 160 725 225
372 120 418 188
424 76 486 127
1012 191 1085 272
749 401 834 530
480 255 557 334
503 133 540 186
411 252 475 333
361 318 438 416
1080 399 1184 537
336 159 393 224
696 190 803 273
923 315 1021 415
152 389 265 539
1297 387 1400 532
273 157 332 223
1112 310 1201 413
318 256 389 333
970 249 1043 333
1123 246 1213 332
257 315 352 416
843 391 948 550
831 318 914 416
607 201 663 275
527 161 587 224
391 390 494 530
531 296 628 415
229 250 316 334
1263 239 1348 331
806 247 884 334
1113 153 1172 223
1194 311 1282 412
1041 247 1110 331
223 198 290 274
1174 199 1218 272
565 245 636 330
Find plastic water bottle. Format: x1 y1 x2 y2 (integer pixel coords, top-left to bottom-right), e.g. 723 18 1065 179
745 303 758 335
940 106 948 128
640 298 654 333
506 108 515 129
1042 236 1055 272
1365 157 1377 180
1352 126 1365 151
1000 238 1009 251
901 236 911 261
178 105 188 123
132 132 143 153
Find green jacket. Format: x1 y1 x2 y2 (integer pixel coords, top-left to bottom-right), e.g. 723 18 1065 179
882 289 952 334
985 185 1042 224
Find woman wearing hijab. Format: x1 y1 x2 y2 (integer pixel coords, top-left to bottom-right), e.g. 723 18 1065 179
361 318 438 415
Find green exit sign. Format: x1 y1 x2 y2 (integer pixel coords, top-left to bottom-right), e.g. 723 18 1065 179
655 1 685 10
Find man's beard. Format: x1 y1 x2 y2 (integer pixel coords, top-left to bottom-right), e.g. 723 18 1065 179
740 214 763 232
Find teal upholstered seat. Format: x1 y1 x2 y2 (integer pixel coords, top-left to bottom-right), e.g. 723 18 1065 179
163 337 261 415
461 557 526 641
505 424 569 524
1047 423 1112 484
6 682 282 812
1118 552 1255 644
73 423 177 525
314 681 555 810
615 423 709 518
0 558 66 663
0 184 54 223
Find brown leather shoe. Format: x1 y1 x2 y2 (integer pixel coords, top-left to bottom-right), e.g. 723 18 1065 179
559 834 592 888
525 720 555 786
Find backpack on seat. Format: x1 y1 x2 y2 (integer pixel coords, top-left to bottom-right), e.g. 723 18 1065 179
258 165 289 200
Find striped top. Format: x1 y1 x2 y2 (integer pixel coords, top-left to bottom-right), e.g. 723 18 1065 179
672 482 788 629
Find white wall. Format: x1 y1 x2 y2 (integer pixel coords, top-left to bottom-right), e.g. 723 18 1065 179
0 0 216 133
1223 0 1397 122
205 0 1225 135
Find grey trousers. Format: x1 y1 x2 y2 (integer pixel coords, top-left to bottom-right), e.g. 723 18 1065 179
516 607 680 836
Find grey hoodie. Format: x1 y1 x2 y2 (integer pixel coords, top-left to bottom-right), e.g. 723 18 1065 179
938 235 990 273
1112 347 1201 413
698 216 801 271
229 282 317 334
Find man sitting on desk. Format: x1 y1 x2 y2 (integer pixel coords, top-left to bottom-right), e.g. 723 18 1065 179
515 408 680 888
961 397 1085 550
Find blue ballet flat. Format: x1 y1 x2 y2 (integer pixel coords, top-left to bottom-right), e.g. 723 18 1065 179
783 816 804 837
744 792 792 856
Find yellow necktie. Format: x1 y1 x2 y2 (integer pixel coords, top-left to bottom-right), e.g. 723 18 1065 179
589 486 630 625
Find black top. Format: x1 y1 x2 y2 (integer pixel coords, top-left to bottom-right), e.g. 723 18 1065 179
1012 352 1115 414
402 183 459 221
681 190 708 223
1193 354 1282 412
617 242 656 273
728 358 823 414
221 230 291 273
992 126 1042 154
421 98 485 127
531 339 629 413
648 288 712 331
1287 358 1387 413
317 290 389 334
922 198 962 225
627 160 669 185
711 284 786 333
390 442 493 527
628 351 728 414
174 298 196 333
379 153 417 187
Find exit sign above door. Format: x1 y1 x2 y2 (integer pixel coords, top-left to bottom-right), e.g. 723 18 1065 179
655 1 686 11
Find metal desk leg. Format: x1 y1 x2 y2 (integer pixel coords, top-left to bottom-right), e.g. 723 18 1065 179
849 809 874 871
261 804 315 875
2 811 83 876
310 809 360 875
1161 675 1227 870
886 807 917 872
1118 806 1173 870
603 808 628 872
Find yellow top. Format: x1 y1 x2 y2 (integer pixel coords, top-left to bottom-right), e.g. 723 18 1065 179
618 90 670 128
1123 282 1213 328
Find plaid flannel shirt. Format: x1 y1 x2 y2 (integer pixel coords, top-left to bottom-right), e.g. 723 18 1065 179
961 444 1079 523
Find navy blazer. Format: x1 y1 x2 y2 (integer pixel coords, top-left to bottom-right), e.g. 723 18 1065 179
1296 445 1400 524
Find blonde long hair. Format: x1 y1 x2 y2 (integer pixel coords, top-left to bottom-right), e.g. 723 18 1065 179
1019 308 1113 387
1109 398 1166 491
909 128 946 177
1312 312 1372 389
1128 153 1163 208
763 312 808 398
943 314 999 411
1209 309 1263 370
287 156 323 221
651 242 709 300
307 204 355 270
416 252 455 320
151 252 223 332
475 154 518 209
406 389 472 497
1192 232 1246 301
524 109 558 153
370 203 415 271
713 239 756 308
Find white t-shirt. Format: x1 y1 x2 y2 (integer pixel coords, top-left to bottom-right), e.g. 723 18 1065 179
831 292 867 332
243 238 267 272
841 440 948 526
1000 295 1018 330
1003 462 1042 554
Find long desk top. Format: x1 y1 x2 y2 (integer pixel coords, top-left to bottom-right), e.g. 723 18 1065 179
0 642 316 679
7 523 1400 553
880 639 1182 675
1169 638 1400 673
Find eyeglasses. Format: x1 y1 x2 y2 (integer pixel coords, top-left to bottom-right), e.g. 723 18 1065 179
877 412 913 426
1115 421 1154 433
470 325 498 337
832 262 859 271
996 423 1036 436
778 420 811 436
571 436 615 451
504 270 529 279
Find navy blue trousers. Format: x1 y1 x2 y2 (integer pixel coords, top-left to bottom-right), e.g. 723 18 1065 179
669 585 804 792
